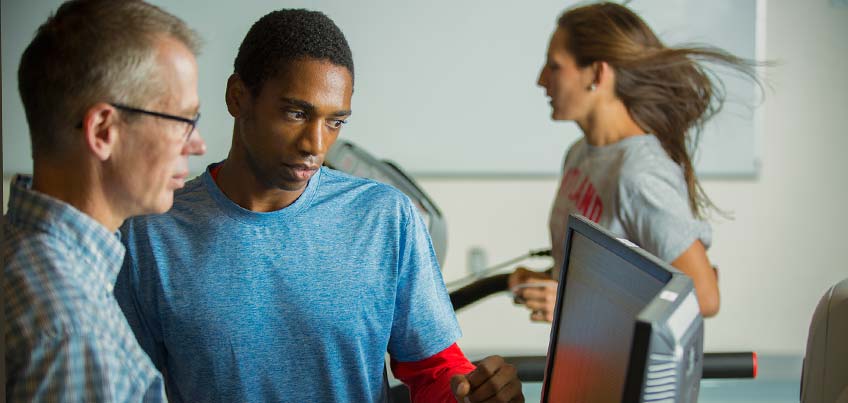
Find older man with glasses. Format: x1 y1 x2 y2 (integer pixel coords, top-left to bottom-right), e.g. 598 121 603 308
4 0 205 401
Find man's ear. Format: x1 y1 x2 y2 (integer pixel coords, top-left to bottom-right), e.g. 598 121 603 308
225 74 249 118
81 103 120 161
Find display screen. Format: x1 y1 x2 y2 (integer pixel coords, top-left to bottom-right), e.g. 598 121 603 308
546 232 667 402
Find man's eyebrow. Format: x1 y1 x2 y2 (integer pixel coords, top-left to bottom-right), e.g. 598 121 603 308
183 104 200 116
280 97 315 113
329 109 352 118
281 97 351 117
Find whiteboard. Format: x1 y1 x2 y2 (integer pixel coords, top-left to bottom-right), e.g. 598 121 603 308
1 0 762 178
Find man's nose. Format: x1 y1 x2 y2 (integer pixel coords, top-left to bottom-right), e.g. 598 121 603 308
184 129 206 156
298 120 326 156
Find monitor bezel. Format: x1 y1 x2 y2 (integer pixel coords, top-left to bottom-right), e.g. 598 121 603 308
539 214 680 402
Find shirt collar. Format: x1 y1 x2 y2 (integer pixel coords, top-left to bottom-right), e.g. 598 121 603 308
6 174 126 293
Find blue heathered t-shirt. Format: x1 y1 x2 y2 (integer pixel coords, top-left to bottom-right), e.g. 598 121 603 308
114 165 461 403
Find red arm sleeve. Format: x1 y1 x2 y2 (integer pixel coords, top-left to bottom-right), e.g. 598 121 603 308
390 343 476 403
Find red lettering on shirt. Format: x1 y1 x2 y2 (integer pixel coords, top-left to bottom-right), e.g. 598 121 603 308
559 168 603 223
586 197 602 222
561 168 580 193
576 181 595 214
568 176 588 201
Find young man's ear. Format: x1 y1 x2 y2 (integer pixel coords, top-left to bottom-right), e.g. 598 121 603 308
225 74 249 118
81 103 120 161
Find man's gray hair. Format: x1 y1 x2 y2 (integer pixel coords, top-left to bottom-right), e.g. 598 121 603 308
18 0 201 159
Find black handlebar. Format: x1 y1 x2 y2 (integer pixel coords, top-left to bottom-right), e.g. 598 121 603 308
449 273 510 310
501 352 757 381
702 352 758 378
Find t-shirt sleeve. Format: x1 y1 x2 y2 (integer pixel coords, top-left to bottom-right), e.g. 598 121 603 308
114 219 167 371
387 199 462 362
617 169 712 263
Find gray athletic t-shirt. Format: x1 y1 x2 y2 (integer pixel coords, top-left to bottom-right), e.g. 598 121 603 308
549 135 712 276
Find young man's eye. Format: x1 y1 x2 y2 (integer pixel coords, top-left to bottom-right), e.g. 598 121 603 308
285 110 306 120
328 119 348 129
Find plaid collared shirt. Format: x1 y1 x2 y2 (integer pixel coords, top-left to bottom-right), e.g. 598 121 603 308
4 175 167 402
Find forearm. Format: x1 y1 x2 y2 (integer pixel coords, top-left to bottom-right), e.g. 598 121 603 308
671 240 720 317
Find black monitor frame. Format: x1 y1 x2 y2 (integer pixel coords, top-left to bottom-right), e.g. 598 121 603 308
540 214 679 402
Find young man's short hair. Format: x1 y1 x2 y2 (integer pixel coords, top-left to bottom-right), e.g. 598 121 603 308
234 9 354 96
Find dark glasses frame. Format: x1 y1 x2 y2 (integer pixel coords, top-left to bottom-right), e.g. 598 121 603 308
75 102 200 141
109 102 200 141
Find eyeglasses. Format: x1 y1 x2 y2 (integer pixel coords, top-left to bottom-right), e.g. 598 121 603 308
75 103 201 141
109 102 200 142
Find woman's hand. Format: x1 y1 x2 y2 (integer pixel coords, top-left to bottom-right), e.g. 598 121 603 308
508 267 559 322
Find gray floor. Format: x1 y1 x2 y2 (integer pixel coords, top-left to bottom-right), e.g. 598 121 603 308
522 355 802 403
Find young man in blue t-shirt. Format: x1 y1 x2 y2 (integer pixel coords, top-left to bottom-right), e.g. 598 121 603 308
114 9 524 403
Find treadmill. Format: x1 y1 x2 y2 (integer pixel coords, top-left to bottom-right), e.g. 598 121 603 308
323 140 758 402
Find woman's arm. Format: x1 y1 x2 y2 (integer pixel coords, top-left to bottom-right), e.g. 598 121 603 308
671 239 720 317
510 239 720 321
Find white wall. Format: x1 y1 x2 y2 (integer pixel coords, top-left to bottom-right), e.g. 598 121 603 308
4 0 847 356
1 0 761 177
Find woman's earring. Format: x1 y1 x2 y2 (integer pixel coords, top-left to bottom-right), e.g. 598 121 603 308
589 83 597 92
